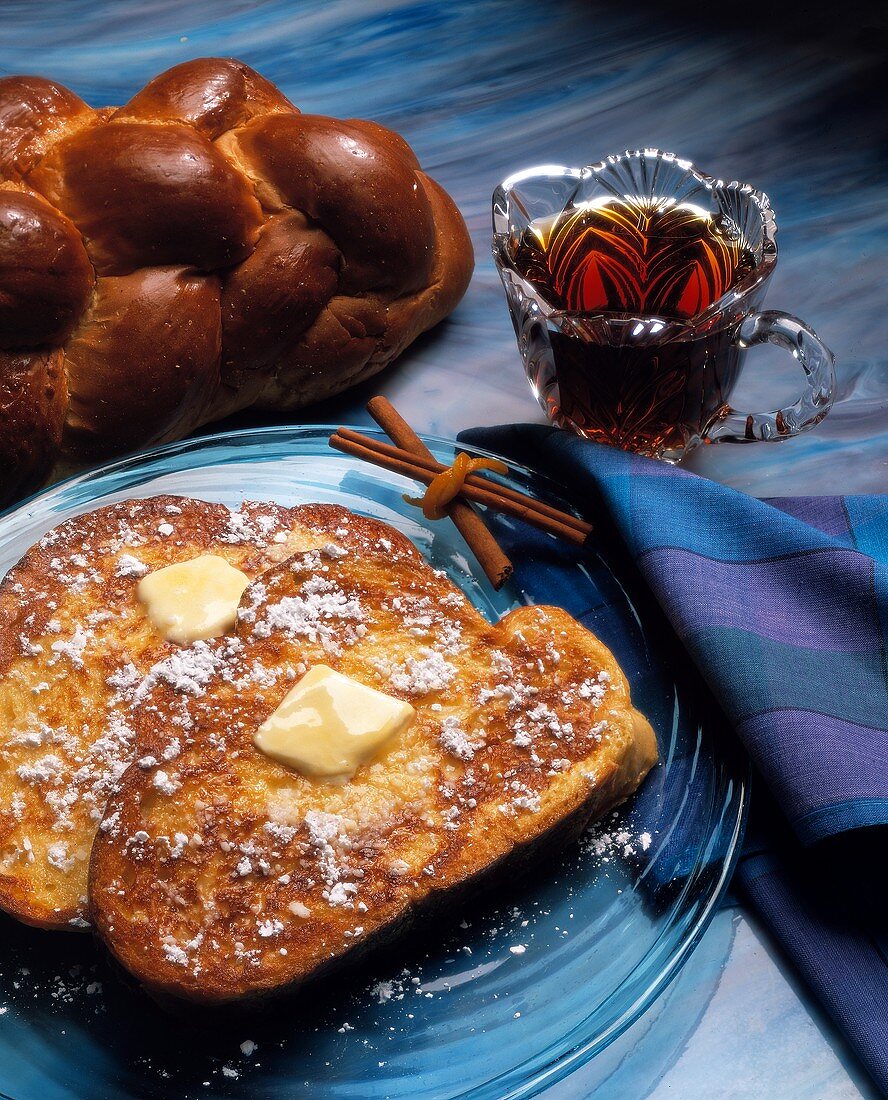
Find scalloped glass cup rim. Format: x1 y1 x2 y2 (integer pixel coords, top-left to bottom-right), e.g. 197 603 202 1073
491 150 778 332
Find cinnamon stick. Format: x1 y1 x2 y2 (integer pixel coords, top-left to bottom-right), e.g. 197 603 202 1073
330 433 589 545
335 427 591 538
365 397 513 589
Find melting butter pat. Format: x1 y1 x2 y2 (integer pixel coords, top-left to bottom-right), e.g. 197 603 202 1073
137 555 250 644
254 665 414 783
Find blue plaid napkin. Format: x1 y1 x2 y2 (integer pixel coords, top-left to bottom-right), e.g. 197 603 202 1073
460 424 888 1095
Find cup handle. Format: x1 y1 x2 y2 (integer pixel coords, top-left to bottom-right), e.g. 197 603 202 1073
705 310 836 444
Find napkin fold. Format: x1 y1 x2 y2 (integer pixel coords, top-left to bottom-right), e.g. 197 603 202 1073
460 424 888 1095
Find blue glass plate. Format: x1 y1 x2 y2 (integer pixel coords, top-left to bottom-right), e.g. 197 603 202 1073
0 426 747 1099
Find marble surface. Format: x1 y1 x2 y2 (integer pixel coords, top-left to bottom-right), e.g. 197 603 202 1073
1 1 886 1096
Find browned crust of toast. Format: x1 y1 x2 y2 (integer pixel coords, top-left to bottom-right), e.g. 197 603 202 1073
86 504 657 1003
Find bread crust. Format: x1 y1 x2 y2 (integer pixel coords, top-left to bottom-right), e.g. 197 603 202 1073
0 58 474 503
0 346 67 500
0 497 656 1005
84 503 657 1003
0 186 93 348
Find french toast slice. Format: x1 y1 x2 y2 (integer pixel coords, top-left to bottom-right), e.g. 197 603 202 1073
0 496 339 928
89 505 657 1003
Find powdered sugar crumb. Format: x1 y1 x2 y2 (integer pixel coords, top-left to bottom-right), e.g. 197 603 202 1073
115 554 149 578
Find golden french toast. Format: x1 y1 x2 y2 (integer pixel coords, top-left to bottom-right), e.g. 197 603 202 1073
88 504 657 1003
0 496 340 928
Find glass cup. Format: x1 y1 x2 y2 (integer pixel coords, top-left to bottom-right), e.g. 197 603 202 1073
492 149 836 461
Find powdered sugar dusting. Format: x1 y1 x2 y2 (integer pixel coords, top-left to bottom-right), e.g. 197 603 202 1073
385 648 457 695
248 574 366 655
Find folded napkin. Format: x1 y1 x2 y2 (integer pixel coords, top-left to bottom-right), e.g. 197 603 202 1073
460 424 888 1095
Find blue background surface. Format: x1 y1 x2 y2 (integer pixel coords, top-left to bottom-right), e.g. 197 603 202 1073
1 1 886 1095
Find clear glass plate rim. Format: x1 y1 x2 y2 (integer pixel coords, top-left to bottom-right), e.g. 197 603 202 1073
504 780 747 1099
0 424 581 526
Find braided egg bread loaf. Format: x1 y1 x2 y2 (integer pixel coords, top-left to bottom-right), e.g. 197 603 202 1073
0 58 474 503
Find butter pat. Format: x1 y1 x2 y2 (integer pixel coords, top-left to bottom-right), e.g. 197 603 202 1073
254 665 414 783
137 555 250 644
